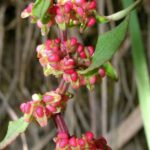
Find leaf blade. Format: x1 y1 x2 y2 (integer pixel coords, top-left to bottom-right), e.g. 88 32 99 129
0 118 29 149
122 0 150 149
80 17 129 74
32 0 51 22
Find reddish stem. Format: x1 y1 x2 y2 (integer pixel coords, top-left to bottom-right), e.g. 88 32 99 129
53 113 69 133
53 80 69 134
53 28 69 134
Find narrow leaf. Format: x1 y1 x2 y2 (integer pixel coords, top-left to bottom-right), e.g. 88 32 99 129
80 17 129 74
32 0 51 22
122 0 150 149
0 118 29 149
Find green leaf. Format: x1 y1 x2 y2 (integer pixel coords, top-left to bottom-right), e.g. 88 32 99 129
122 0 150 149
0 118 29 149
32 0 51 23
103 62 118 81
80 17 129 75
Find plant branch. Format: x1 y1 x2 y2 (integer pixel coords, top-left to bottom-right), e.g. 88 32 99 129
53 27 69 134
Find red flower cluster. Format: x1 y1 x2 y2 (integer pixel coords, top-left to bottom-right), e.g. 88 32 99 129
54 132 111 150
36 37 106 89
20 91 71 127
21 0 97 35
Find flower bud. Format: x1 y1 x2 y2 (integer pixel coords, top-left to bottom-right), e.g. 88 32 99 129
32 93 42 101
35 106 44 118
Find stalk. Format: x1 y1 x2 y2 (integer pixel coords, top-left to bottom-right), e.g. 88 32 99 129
53 27 69 134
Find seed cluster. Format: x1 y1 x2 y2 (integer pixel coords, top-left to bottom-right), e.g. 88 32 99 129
54 132 111 150
37 37 106 89
21 0 97 35
20 91 71 127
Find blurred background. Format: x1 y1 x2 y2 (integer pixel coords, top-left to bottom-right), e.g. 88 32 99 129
0 0 150 150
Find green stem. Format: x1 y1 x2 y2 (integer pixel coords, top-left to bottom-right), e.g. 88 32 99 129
106 0 142 21
95 0 142 23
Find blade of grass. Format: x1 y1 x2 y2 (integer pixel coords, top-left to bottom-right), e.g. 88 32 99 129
122 0 150 149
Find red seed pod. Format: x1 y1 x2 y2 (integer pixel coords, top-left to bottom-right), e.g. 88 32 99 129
98 68 106 78
53 46 60 52
20 103 27 113
89 1 96 10
70 72 78 82
78 138 85 147
87 17 96 27
80 51 86 59
89 76 97 85
77 44 84 53
77 7 84 16
43 95 54 102
75 0 86 5
45 40 52 50
55 38 61 44
98 136 107 145
59 139 69 148
24 103 32 114
64 58 75 67
48 5 58 14
85 131 94 141
26 3 33 13
64 2 72 13
65 69 75 74
56 15 64 24
69 137 77 147
48 53 60 62
35 106 44 118
45 108 51 117
88 46 94 56
70 37 77 46
46 105 57 113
